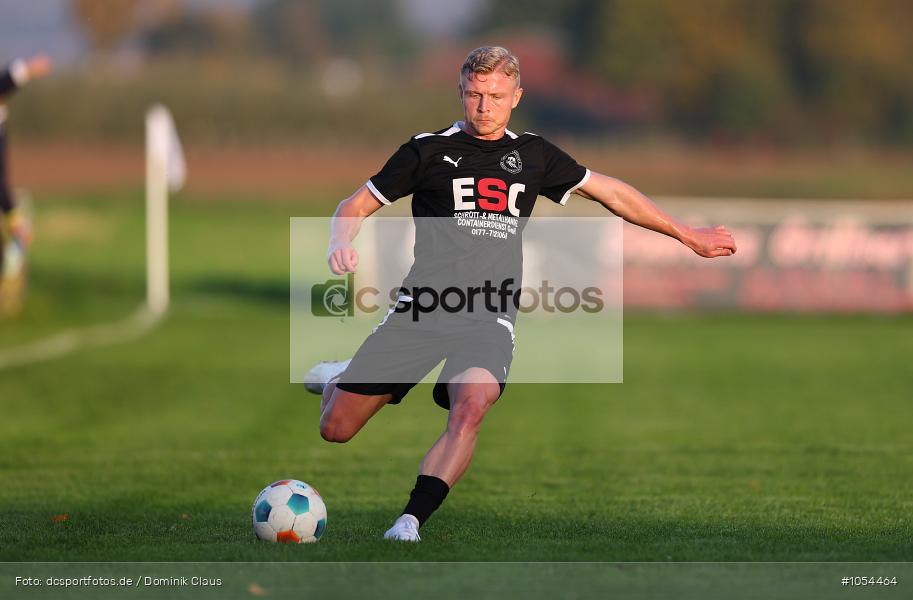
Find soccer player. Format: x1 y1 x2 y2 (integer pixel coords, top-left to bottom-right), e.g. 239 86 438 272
305 46 736 542
0 55 52 252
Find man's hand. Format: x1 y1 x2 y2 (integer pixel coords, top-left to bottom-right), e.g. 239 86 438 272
6 211 32 248
682 225 737 258
9 220 32 247
327 243 359 274
325 184 384 274
25 55 53 81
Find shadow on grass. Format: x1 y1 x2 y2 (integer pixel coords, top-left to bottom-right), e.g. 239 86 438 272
1 502 909 563
184 276 288 306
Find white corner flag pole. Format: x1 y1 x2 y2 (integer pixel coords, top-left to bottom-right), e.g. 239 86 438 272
0 105 185 370
145 104 186 316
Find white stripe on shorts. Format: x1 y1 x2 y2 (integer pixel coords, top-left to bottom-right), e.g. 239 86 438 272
372 295 413 333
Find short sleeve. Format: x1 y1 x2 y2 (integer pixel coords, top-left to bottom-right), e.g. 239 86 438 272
0 59 28 98
0 70 18 98
366 141 422 205
540 138 590 206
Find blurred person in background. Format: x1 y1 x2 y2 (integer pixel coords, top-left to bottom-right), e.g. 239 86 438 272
0 54 51 247
0 54 52 312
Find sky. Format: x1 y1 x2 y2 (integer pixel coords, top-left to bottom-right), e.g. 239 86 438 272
0 0 86 66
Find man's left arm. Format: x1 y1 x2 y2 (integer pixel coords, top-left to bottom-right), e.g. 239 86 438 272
1 55 51 246
576 171 737 258
1 55 52 99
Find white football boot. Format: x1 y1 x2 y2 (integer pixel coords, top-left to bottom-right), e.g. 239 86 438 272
303 359 351 395
383 514 421 542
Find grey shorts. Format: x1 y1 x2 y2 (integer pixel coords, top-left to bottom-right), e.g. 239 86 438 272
336 306 515 409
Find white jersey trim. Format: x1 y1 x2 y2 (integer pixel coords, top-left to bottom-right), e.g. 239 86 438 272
366 179 391 205
559 169 591 206
415 123 461 139
9 59 29 86
415 122 522 140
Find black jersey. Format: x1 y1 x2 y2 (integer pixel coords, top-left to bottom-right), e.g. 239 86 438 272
1 61 24 215
0 71 17 98
366 122 589 324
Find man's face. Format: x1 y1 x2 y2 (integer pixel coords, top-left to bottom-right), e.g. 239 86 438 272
459 70 523 140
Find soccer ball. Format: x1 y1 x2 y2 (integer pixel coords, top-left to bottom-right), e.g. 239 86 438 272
251 479 327 543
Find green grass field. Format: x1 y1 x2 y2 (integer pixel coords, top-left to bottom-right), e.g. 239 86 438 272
1 191 911 566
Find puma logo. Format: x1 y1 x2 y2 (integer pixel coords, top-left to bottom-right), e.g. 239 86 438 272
443 155 462 167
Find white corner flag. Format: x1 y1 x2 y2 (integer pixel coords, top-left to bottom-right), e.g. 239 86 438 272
145 104 186 316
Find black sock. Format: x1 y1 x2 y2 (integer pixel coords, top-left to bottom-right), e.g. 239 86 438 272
402 475 450 526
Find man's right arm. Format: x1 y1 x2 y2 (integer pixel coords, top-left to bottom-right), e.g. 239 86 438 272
328 138 420 273
326 184 385 275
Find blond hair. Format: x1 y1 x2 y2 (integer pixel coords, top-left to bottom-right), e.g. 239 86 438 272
460 46 520 85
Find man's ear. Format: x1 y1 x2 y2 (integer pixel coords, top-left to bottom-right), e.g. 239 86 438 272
512 86 524 109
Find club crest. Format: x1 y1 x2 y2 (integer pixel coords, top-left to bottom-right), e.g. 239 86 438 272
500 150 522 174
